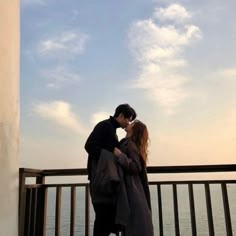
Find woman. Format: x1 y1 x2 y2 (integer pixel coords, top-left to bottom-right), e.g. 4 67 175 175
114 120 154 236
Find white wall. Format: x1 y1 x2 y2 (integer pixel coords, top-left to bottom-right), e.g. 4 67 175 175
0 1 19 235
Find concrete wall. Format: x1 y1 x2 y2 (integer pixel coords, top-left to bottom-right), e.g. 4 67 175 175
0 0 19 235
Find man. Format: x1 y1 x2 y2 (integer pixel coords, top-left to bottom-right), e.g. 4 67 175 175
84 104 137 236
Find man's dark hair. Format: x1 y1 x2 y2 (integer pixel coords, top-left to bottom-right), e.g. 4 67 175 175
113 104 137 121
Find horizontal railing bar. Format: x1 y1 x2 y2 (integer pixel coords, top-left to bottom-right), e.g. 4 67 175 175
149 180 236 185
20 168 43 173
147 164 236 173
45 183 88 188
24 183 88 189
20 168 43 177
43 168 87 176
24 184 43 189
20 164 236 178
24 181 236 189
19 168 87 177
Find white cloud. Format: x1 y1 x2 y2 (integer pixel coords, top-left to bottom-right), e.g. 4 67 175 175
41 66 80 89
91 112 110 125
153 3 191 23
33 101 86 134
128 4 202 114
129 20 201 62
38 31 89 57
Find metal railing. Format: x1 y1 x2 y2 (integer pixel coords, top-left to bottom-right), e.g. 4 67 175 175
19 164 236 236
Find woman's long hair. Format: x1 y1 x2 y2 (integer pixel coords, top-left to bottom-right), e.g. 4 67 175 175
130 120 149 165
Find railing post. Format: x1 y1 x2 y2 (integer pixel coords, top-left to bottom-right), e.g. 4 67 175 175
36 176 47 236
30 188 37 235
70 186 76 236
55 186 62 236
26 188 33 236
19 168 26 236
188 183 197 236
221 183 233 236
205 183 215 236
173 184 180 236
85 184 90 236
157 184 163 236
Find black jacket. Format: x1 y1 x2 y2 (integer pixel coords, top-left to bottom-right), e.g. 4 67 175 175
84 116 120 180
91 149 120 204
91 149 130 226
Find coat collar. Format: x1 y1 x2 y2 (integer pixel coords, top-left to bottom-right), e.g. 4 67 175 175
109 116 120 129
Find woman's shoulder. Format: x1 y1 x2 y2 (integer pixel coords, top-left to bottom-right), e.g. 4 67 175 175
119 138 134 146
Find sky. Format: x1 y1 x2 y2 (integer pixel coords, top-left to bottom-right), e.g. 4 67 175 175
20 0 236 170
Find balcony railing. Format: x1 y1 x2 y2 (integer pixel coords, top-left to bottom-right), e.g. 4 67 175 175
19 164 236 236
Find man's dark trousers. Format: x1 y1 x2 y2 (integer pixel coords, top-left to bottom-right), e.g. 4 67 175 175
93 204 117 236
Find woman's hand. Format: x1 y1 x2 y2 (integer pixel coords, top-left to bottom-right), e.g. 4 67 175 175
113 147 122 157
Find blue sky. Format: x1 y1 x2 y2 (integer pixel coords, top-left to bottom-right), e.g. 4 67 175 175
20 0 236 169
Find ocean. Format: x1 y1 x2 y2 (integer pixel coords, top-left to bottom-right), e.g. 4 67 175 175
46 184 236 236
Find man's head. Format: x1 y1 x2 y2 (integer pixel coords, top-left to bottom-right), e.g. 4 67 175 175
113 104 137 128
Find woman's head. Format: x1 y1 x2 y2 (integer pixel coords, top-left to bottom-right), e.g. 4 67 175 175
126 120 149 164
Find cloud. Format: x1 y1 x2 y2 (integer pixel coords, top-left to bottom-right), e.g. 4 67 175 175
41 66 80 89
38 31 89 57
91 112 110 125
153 4 191 23
33 101 86 134
128 4 202 114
